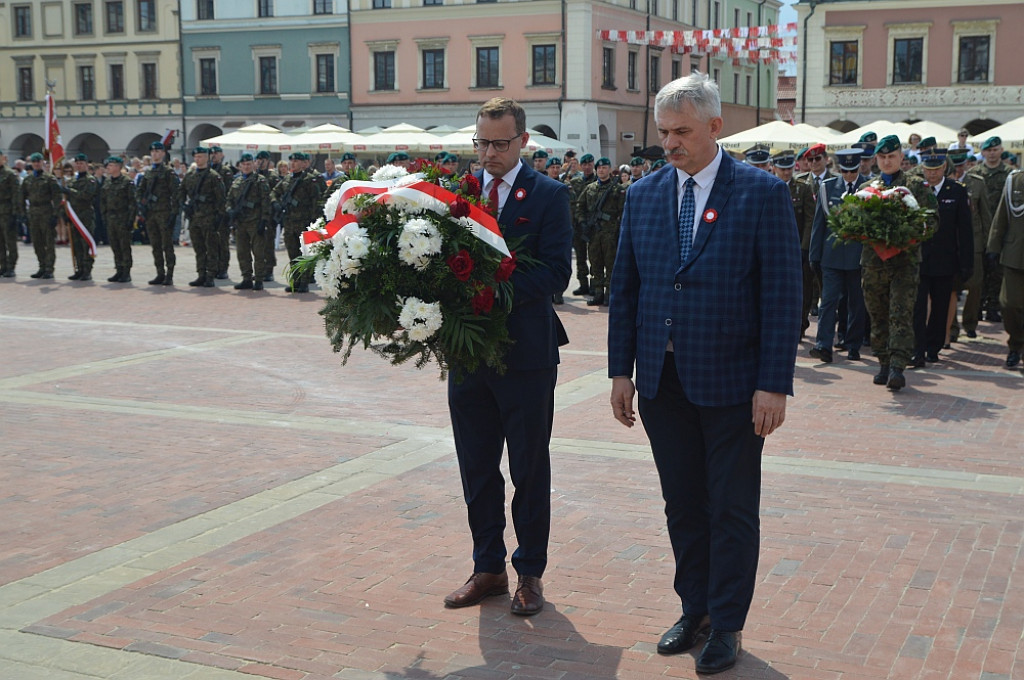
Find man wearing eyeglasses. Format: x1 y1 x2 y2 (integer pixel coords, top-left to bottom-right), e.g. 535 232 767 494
444 97 572 618
802 143 833 201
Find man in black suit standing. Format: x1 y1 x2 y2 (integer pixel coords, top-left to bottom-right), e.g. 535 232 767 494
444 98 572 617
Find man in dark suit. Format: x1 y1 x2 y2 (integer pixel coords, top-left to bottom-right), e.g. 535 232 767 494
912 152 973 366
444 98 572 617
608 73 802 674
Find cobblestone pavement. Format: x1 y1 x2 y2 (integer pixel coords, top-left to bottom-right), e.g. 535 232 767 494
1 242 1021 680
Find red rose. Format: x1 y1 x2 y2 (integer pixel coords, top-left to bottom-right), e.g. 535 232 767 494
471 285 495 315
460 174 482 198
408 158 428 173
449 196 471 218
447 249 475 282
494 251 517 282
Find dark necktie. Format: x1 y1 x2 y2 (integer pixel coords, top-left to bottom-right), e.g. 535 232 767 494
847 182 855 195
488 176 502 216
678 177 696 263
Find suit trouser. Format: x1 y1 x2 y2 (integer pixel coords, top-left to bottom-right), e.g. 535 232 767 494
148 213 176 273
999 266 1024 352
638 354 763 632
28 212 56 272
983 256 1003 312
0 213 17 270
816 267 865 351
914 274 954 356
448 366 556 578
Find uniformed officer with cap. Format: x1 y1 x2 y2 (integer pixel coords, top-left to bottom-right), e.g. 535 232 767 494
949 151 991 341
628 156 645 182
852 142 877 179
181 146 226 287
0 147 22 277
100 155 137 283
567 153 598 296
970 136 1012 321
137 140 180 285
578 157 625 306
272 151 324 293
809 149 868 363
986 158 1024 367
209 145 234 278
224 153 271 291
744 147 773 172
532 149 549 173
545 156 562 179
61 152 100 281
22 152 61 278
339 152 358 175
773 150 817 335
254 150 280 281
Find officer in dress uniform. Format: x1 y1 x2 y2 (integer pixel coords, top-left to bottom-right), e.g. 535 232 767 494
0 149 24 277
744 147 772 172
986 166 1024 368
22 152 62 279
225 153 271 291
136 141 181 285
772 150 817 337
567 153 598 297
100 156 137 283
950 153 992 339
578 157 625 306
61 153 100 281
181 146 226 288
970 136 1012 322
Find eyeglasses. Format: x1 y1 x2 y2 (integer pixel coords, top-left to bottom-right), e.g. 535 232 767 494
472 133 523 153
806 155 824 162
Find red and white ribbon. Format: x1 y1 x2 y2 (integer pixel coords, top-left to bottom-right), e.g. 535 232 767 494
63 199 96 257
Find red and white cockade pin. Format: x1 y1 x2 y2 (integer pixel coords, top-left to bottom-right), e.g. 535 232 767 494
703 208 718 223
514 187 527 201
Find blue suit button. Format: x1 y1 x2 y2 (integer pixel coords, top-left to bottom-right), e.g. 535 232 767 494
674 283 682 291
665 318 672 326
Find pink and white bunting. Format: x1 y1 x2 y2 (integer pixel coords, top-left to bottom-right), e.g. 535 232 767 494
596 23 798 64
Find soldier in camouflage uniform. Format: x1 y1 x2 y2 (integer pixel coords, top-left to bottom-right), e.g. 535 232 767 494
566 153 597 296
255 151 281 281
61 153 99 281
225 153 271 291
968 136 1012 322
0 149 23 277
22 152 62 279
181 146 226 288
137 141 181 285
578 157 626 306
100 156 137 283
272 152 324 293
858 135 938 391
210 145 235 278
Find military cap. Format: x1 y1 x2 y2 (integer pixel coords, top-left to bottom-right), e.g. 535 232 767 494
1008 153 1018 165
744 148 771 165
852 141 876 158
340 152 356 161
238 153 255 162
1001 150 1010 160
949 152 968 166
906 155 919 166
771 151 796 169
651 159 666 170
981 136 1002 150
595 157 612 167
434 152 448 161
630 156 645 166
192 146 210 155
104 155 124 165
835 149 862 171
805 143 827 159
255 150 271 160
875 135 902 155
858 131 878 144
917 136 937 150
545 156 562 168
532 150 549 160
393 151 409 160
28 152 44 162
580 153 595 163
149 141 165 150
288 151 304 161
920 151 947 169
795 147 809 160
73 152 88 161
446 153 459 162
210 145 223 153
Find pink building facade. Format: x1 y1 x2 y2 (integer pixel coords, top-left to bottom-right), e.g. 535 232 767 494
795 0 1024 132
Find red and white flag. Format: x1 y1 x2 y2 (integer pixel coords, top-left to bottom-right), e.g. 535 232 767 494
45 93 64 166
63 199 97 258
160 128 176 149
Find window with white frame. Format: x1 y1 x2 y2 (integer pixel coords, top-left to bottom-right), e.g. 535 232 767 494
951 20 996 84
824 25 864 87
468 35 502 89
887 22 929 86
525 32 559 87
251 46 282 95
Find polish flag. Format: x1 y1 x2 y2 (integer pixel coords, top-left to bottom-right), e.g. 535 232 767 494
45 94 64 166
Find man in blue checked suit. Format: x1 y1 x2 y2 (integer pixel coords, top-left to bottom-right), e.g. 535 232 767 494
608 73 802 674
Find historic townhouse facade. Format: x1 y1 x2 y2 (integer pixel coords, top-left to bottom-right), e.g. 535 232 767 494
350 0 780 163
181 0 350 152
0 0 182 160
795 0 1024 133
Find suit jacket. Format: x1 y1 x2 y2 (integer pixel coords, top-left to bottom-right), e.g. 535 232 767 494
608 151 803 406
809 175 865 271
922 179 973 278
475 160 572 370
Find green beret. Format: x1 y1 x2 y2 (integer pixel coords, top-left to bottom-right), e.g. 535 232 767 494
255 150 271 160
981 136 1002 150
906 155 919 166
193 146 210 155
532 150 548 160
918 136 937 149
28 152 44 162
434 152 448 161
796 147 809 160
1001 150 1010 160
104 156 124 165
288 152 304 161
858 131 878 144
73 152 88 162
580 153 595 163
650 159 666 169
341 152 356 161
238 153 254 162
149 141 165 151
630 156 645 166
595 157 611 167
394 151 409 160
545 156 562 168
446 153 458 162
209 145 223 153
875 135 902 155
921 151 947 169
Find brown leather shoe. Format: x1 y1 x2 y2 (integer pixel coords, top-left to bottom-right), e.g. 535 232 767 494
443 572 509 608
510 575 544 616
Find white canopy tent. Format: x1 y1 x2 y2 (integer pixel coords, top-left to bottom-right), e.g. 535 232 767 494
968 116 1024 150
201 124 289 152
276 124 366 154
826 120 960 150
718 121 839 152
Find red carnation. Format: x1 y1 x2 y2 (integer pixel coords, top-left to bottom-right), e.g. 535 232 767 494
447 249 475 282
460 174 482 198
471 285 495 315
494 251 517 282
449 196 471 218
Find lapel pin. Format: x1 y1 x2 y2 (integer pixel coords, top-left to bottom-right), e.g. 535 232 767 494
703 208 718 223
514 188 527 201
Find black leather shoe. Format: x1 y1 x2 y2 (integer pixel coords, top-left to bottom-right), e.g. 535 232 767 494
847 348 861 360
108 271 122 283
887 367 906 390
874 365 889 385
695 630 741 674
30 270 44 278
40 271 54 279
1007 351 1022 369
189 276 205 287
809 346 832 363
202 277 215 287
68 271 82 280
966 330 977 338
216 271 229 280
78 272 92 281
1 269 14 278
657 614 710 655
908 355 925 369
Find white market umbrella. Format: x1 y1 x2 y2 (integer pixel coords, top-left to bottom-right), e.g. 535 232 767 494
278 123 365 154
201 123 288 151
719 120 837 152
354 123 450 154
968 115 1024 149
827 120 960 150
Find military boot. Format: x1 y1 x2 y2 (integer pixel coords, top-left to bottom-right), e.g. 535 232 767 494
30 270 44 278
572 278 590 296
149 270 165 285
202 274 215 287
587 287 606 306
234 278 254 290
108 269 122 283
120 269 132 283
886 367 906 391
68 270 82 280
189 274 206 287
253 279 264 291
79 270 92 282
162 266 174 286
873 364 889 385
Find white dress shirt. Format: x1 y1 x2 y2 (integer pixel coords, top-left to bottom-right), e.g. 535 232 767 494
675 146 724 250
483 161 524 218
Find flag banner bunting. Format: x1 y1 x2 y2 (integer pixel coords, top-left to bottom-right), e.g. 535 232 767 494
63 199 97 258
45 94 65 166
301 176 510 257
596 24 797 63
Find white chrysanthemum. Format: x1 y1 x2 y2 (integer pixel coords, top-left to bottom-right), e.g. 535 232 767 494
314 258 340 297
398 297 443 342
371 164 409 182
323 189 343 220
397 217 442 270
900 193 919 210
346 235 370 259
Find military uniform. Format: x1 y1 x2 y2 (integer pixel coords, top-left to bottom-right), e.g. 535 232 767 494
271 157 324 293
225 167 271 289
21 160 62 278
986 169 1024 367
566 170 597 294
0 163 23 276
859 162 938 383
958 171 992 335
578 170 626 306
181 152 226 287
137 155 181 284
100 162 137 283
788 174 817 333
969 156 1012 318
211 155 236 277
257 152 281 280
63 163 99 280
